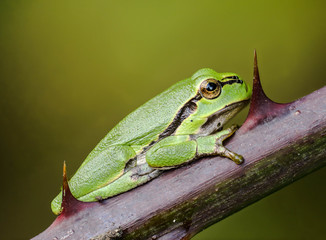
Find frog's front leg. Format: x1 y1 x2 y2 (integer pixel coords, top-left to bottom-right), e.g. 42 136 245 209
146 125 243 168
196 124 243 164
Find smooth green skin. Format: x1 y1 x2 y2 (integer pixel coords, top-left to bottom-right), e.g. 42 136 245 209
51 68 252 215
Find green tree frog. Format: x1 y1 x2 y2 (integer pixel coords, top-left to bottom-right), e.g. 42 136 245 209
51 68 252 215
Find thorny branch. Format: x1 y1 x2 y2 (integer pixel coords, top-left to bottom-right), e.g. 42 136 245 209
32 53 326 240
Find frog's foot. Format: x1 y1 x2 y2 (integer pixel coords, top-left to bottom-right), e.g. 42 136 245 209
136 168 162 181
135 164 156 176
215 124 244 165
215 145 244 164
95 196 104 202
147 169 162 180
130 163 162 183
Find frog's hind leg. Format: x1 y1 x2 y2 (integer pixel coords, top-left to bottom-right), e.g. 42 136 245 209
78 163 162 202
51 144 137 213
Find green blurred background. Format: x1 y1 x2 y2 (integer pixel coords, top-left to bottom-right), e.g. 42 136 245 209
1 0 325 239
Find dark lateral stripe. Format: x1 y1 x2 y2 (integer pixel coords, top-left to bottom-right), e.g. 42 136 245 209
220 79 243 87
140 94 202 154
158 93 202 139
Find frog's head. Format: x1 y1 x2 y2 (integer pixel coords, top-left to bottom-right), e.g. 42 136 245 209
176 68 252 136
192 68 251 103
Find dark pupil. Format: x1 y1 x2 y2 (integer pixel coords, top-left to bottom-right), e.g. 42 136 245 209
206 82 217 91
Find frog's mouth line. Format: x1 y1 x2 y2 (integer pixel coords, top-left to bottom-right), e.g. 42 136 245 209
225 98 251 116
211 98 250 120
223 99 250 112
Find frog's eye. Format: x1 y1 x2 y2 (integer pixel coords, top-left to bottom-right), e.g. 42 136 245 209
199 79 221 99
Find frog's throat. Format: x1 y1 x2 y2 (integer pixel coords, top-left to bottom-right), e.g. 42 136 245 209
197 99 250 136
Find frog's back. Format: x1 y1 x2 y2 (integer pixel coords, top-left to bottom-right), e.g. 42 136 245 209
86 77 197 161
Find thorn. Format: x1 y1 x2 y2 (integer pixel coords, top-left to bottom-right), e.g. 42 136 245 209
238 50 291 133
253 49 259 86
62 161 68 196
59 161 90 218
